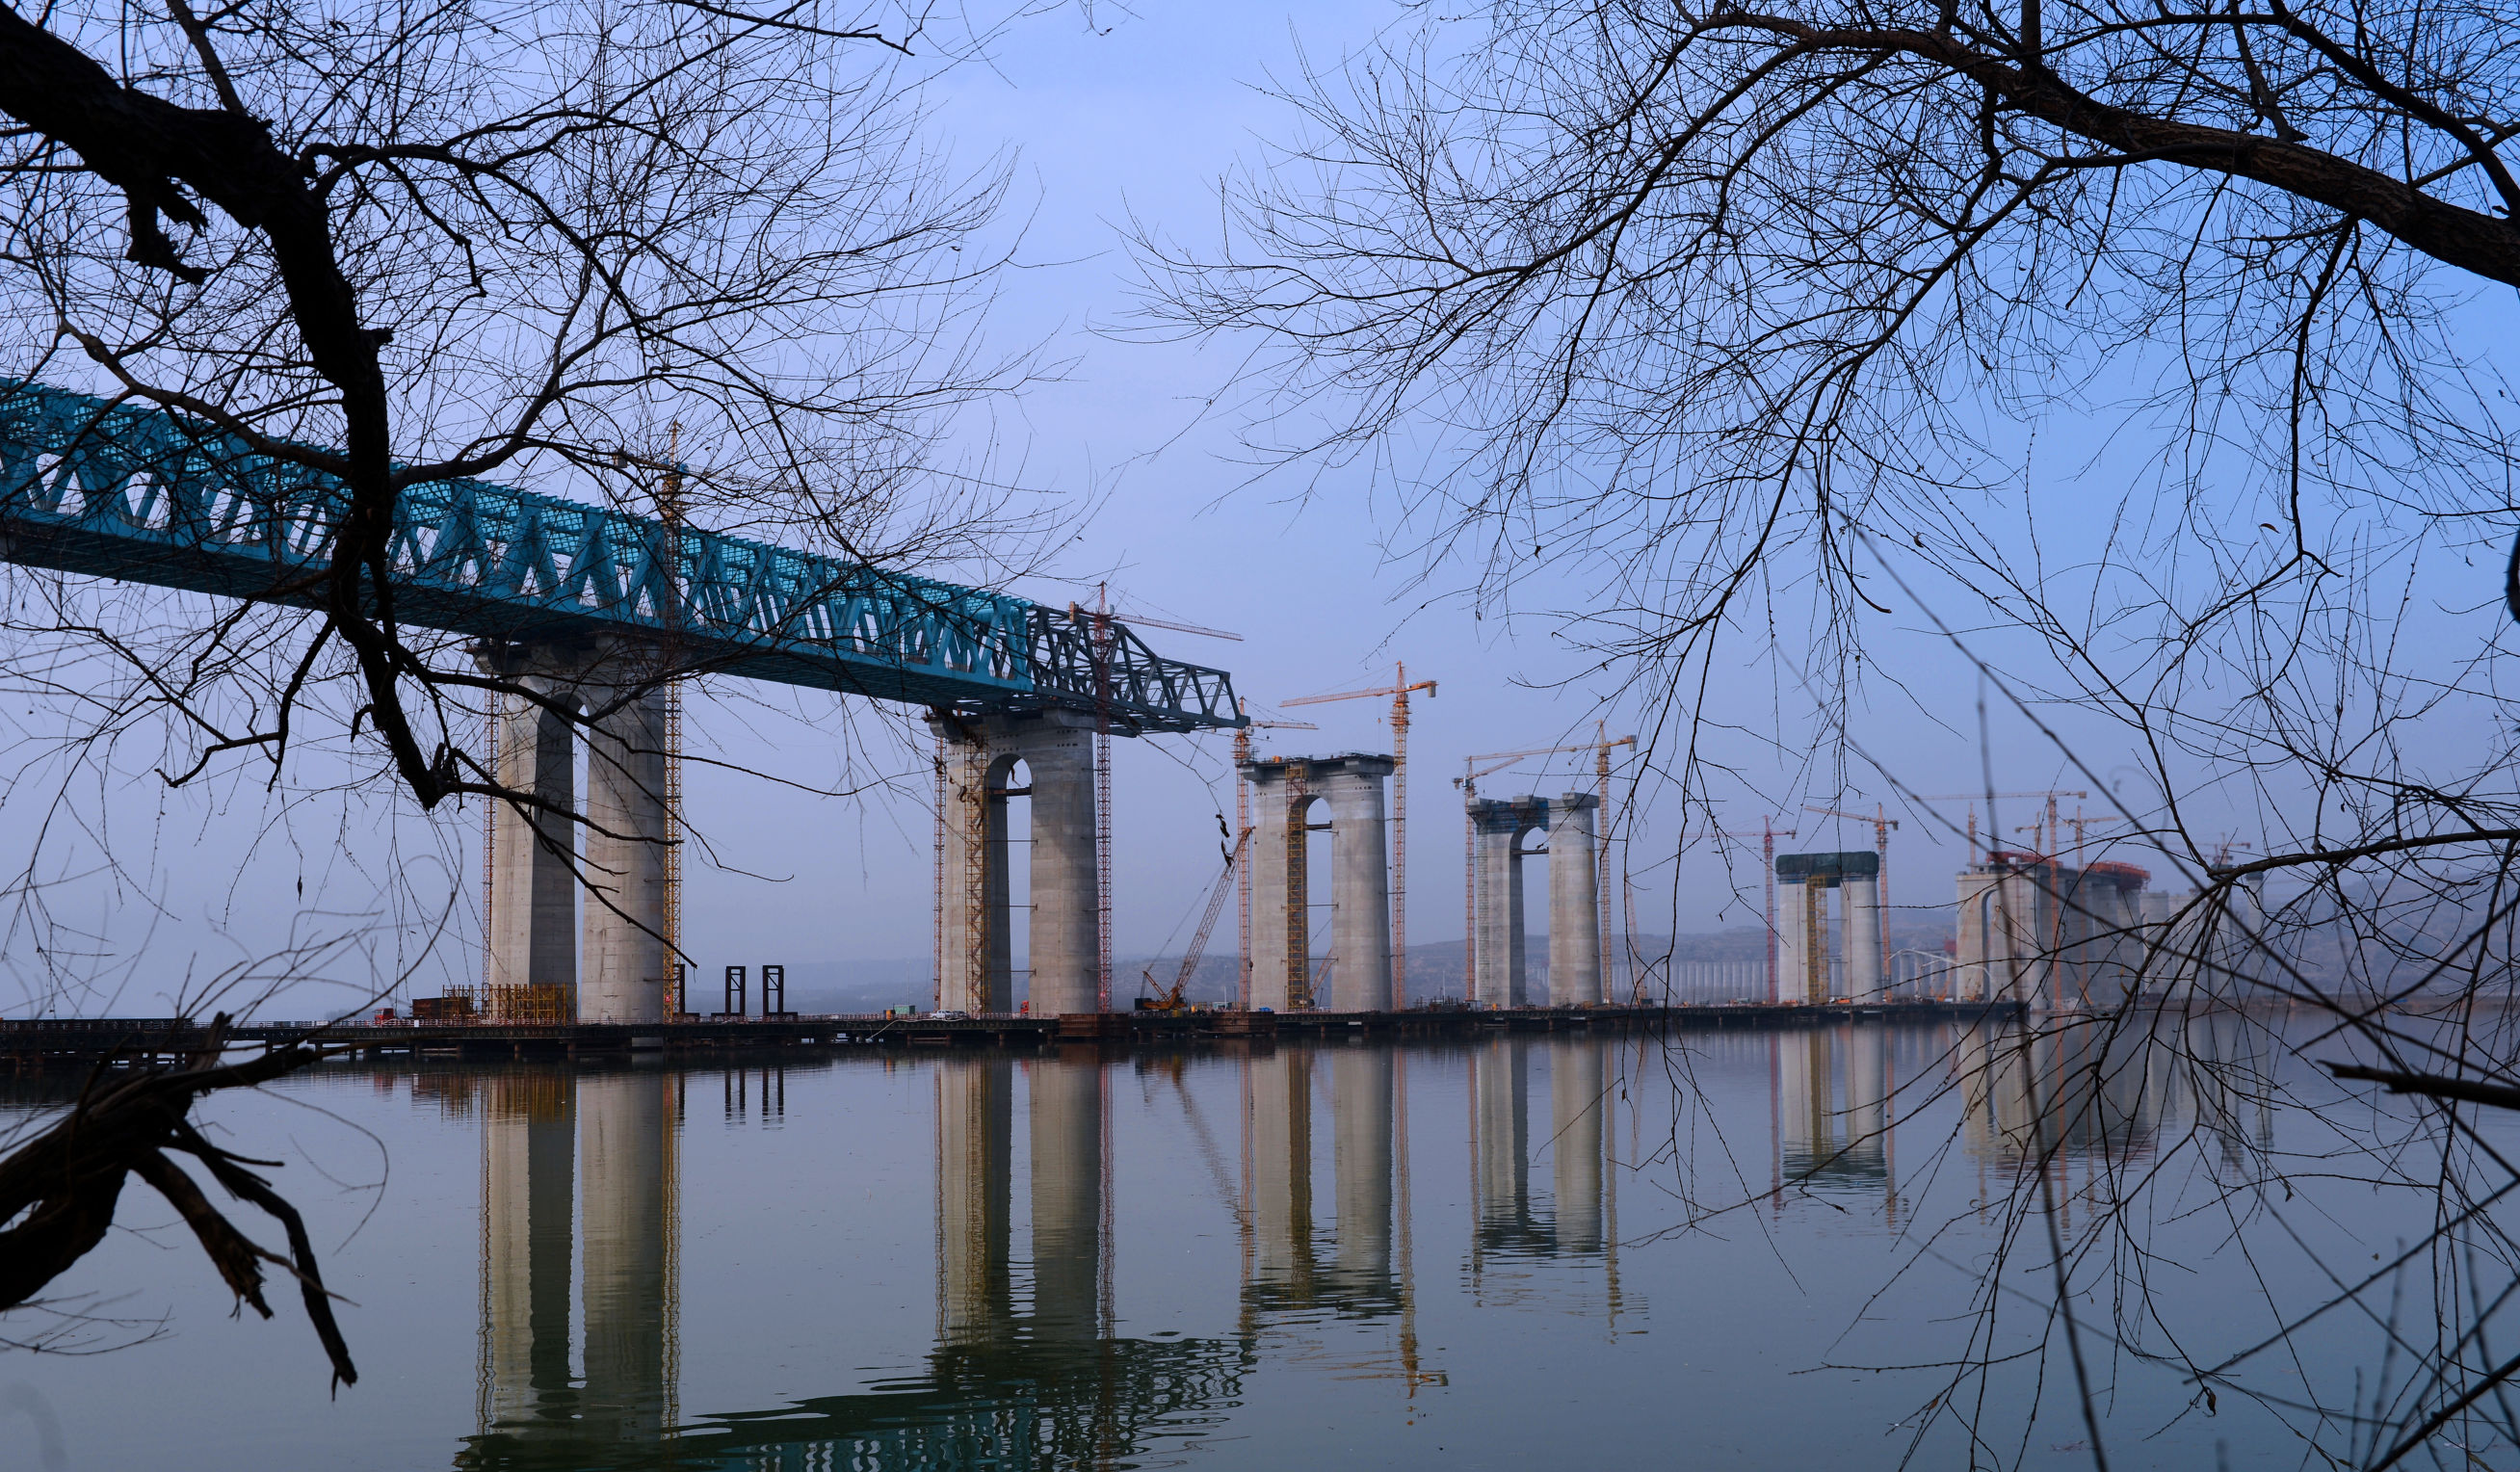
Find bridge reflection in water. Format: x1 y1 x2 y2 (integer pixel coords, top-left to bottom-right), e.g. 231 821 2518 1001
452 1037 1636 1469
1758 1012 2279 1232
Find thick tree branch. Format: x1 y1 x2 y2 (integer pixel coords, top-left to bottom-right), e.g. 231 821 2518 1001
0 1027 354 1385
2324 1063 2520 1113
1702 14 2520 285
0 4 447 806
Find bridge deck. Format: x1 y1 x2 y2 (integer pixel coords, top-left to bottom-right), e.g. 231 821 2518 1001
0 382 1240 729
0 1001 2027 1064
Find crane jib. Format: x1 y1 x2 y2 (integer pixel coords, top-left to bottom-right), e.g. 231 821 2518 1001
0 382 1243 732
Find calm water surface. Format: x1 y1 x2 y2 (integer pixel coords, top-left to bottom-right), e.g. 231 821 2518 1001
0 1019 2470 1468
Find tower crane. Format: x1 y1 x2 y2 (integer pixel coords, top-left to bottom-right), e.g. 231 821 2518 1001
2065 805 2131 857
1803 804 1898 983
1229 702 1316 1011
1066 588 1242 1012
1917 790 2088 858
1690 819 1797 1002
1457 727 1638 999
1283 664 1437 1005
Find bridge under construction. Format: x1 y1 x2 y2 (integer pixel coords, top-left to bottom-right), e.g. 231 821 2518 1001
0 382 1244 1028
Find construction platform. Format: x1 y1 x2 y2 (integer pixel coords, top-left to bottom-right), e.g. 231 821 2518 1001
0 1000 2025 1065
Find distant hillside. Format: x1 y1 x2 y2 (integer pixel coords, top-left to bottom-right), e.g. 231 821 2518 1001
756 913 1961 1012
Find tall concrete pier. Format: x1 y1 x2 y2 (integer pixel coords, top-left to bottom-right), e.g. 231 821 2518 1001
1468 793 1602 1007
1775 850 1880 1004
475 637 672 1024
1546 800 1603 1006
478 643 590 1008
581 641 670 1025
933 711 1101 1014
1241 754 1397 1012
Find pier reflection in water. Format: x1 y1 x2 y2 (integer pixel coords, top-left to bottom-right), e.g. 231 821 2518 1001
9 1011 2423 1470
455 1035 1640 1468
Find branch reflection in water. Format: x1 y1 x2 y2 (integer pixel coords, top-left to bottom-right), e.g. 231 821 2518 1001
8 1010 2458 1469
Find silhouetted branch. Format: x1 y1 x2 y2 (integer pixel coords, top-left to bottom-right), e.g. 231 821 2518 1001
2324 1062 2520 1114
0 1022 354 1387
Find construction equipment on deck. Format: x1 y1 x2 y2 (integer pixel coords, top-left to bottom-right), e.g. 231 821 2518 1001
1284 664 1436 1005
1139 835 1244 1012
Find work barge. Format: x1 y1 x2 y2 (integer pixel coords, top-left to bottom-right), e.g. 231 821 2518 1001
1 1000 2022 1066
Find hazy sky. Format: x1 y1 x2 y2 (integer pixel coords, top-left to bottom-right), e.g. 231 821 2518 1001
4 2 2509 1017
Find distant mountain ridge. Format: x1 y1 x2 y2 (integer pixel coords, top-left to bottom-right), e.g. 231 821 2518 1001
763 914 1957 1011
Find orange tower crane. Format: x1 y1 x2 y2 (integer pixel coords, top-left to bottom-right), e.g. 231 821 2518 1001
2064 805 2131 858
1803 804 1898 983
1457 728 1637 999
1229 702 1315 1011
1283 664 1436 1005
1694 819 1797 1001
1919 790 2088 858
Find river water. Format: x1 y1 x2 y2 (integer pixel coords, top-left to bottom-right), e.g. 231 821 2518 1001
0 1015 2492 1468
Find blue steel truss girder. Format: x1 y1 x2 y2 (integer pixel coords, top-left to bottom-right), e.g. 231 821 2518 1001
0 383 1241 732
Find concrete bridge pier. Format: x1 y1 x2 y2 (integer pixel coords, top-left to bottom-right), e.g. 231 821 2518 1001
932 711 1099 1014
1469 793 1604 1007
1843 876 1883 1000
476 642 591 1012
1472 804 1530 1007
1776 851 1884 1004
1240 754 1397 1012
1545 799 1602 1006
580 639 669 1025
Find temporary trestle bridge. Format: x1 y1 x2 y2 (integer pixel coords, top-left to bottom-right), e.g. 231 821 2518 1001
0 381 1244 1027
